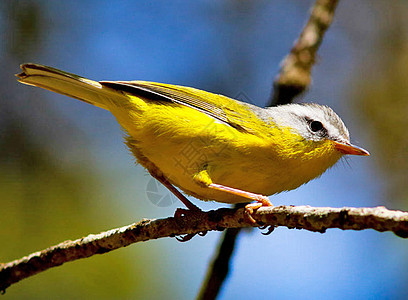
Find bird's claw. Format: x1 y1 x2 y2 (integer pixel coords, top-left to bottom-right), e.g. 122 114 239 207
176 234 195 242
175 231 207 242
260 225 275 235
174 208 207 242
244 198 273 227
244 202 263 224
174 208 192 218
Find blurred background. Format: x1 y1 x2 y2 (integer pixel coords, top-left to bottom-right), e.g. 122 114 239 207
1 0 407 299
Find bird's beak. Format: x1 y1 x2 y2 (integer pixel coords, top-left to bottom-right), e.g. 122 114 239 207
333 141 370 156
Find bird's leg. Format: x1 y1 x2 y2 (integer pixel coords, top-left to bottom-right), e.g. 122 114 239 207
208 183 272 206
208 183 273 224
152 173 204 242
194 170 273 224
152 173 201 211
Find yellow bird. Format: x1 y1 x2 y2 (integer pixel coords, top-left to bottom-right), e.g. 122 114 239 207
17 63 369 217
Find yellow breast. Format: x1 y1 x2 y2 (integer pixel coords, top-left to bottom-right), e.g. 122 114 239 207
118 97 342 204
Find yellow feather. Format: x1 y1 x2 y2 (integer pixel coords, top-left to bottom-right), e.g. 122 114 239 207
17 63 362 205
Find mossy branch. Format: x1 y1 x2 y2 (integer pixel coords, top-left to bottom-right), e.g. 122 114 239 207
1 205 407 293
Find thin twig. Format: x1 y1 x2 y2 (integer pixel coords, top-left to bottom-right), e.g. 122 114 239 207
269 0 340 106
1 205 407 292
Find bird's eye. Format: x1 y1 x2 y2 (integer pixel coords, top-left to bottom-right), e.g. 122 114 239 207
310 120 324 132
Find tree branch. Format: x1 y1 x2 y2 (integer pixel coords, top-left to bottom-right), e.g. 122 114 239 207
269 0 340 106
197 227 241 300
1 205 407 292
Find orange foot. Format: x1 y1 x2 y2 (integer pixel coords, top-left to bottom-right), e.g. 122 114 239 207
244 194 273 224
208 183 273 225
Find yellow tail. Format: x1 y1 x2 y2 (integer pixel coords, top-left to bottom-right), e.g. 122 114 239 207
16 63 122 110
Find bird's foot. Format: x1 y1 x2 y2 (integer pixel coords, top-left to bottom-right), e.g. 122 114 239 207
244 195 273 225
173 208 207 242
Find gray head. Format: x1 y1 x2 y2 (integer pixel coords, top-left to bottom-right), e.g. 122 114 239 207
270 103 349 142
260 103 369 156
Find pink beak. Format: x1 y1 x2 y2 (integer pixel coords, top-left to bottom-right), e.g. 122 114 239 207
333 141 370 156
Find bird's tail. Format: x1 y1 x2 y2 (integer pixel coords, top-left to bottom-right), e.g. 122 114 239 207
16 63 122 110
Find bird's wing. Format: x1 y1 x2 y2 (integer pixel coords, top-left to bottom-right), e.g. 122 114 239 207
100 80 266 134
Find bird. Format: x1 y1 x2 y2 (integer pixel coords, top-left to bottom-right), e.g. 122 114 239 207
16 63 369 221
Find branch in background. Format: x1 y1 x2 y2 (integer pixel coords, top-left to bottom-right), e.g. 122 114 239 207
197 228 241 300
1 205 407 292
197 202 245 300
269 0 340 106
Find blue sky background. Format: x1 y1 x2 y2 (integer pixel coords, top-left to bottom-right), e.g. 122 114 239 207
2 1 407 299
